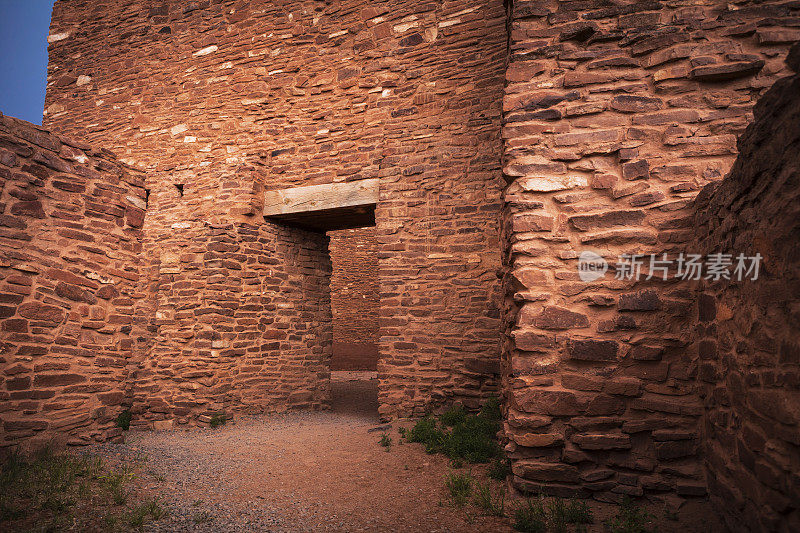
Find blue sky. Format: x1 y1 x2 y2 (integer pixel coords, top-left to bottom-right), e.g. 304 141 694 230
0 1 55 125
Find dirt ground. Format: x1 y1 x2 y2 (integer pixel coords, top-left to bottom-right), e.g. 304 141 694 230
85 372 721 532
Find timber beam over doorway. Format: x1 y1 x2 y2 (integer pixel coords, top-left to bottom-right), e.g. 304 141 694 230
262 178 379 232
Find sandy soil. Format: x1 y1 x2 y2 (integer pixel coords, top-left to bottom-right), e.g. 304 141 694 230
87 372 721 532
92 373 508 532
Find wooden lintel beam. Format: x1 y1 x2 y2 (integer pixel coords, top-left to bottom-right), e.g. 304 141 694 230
263 178 379 217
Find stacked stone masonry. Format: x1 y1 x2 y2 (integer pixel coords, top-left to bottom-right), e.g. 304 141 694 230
129 219 332 428
44 0 507 420
0 0 794 530
501 0 798 523
691 51 800 532
0 113 146 449
329 227 379 371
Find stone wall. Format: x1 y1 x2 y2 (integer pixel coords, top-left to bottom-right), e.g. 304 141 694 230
373 0 506 417
329 227 378 371
44 0 507 419
501 0 797 505
691 46 800 532
128 220 332 428
0 113 145 450
35 4 800 524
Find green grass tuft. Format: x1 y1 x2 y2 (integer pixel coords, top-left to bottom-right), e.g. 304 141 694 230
116 409 132 430
513 496 594 532
473 481 505 517
209 412 227 428
488 454 511 480
444 471 473 507
408 415 446 452
127 498 166 528
513 498 547 533
0 447 166 531
407 398 501 464
562 498 593 524
546 497 593 532
98 463 136 506
439 405 468 427
605 496 655 533
480 396 502 422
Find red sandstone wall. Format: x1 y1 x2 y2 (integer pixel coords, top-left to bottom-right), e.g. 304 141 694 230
44 0 507 419
329 227 378 371
692 48 800 532
501 0 797 505
129 220 332 427
373 1 506 417
0 113 145 449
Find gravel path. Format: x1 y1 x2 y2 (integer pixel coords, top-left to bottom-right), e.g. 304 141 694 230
91 373 511 532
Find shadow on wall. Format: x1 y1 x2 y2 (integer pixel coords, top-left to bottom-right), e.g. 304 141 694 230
691 42 800 533
500 1 800 529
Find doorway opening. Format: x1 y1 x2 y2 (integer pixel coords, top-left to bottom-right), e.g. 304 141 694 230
328 226 379 418
262 178 380 419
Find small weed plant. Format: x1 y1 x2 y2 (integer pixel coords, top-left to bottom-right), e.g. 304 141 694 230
444 471 474 507
408 398 502 463
0 447 167 531
513 496 594 533
209 412 227 428
116 410 132 430
514 498 547 533
605 496 656 533
546 497 593 532
98 463 136 505
127 499 166 527
488 455 511 480
473 481 505 517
